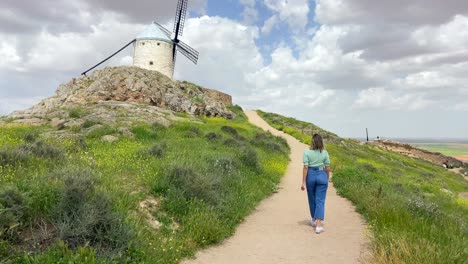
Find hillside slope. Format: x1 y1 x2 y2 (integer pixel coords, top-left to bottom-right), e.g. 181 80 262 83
0 69 291 263
258 110 468 264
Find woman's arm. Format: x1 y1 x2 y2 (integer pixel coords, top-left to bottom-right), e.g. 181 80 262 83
301 165 308 191
324 151 331 181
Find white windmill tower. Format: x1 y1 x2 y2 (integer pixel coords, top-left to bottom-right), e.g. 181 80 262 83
81 0 199 79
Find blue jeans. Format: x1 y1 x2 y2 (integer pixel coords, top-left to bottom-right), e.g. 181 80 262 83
306 167 328 220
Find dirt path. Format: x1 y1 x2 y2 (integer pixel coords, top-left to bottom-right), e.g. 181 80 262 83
183 110 369 264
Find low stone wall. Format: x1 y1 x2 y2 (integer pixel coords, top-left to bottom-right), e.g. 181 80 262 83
201 88 232 106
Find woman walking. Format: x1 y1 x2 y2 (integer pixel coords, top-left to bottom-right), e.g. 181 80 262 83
301 134 331 234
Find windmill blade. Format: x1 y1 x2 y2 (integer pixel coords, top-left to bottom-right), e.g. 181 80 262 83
173 0 188 39
153 21 171 38
176 41 199 65
81 39 136 76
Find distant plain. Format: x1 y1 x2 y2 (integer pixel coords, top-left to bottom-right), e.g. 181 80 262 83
409 143 468 157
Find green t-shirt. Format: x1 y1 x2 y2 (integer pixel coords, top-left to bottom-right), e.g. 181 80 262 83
303 149 331 167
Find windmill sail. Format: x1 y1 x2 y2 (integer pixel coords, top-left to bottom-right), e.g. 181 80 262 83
81 39 136 76
177 40 199 64
154 22 172 38
173 0 188 38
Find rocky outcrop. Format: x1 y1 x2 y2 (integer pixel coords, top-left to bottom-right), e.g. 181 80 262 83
8 66 234 125
369 139 466 167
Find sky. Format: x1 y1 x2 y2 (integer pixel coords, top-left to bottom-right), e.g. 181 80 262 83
1 0 467 139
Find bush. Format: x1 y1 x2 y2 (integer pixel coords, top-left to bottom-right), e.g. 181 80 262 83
68 108 87 119
0 148 29 166
151 122 167 132
53 168 132 257
24 133 38 143
221 126 238 136
166 166 220 205
19 141 64 159
358 163 378 173
86 125 117 139
213 156 236 174
223 138 241 147
148 142 168 159
205 132 223 142
239 148 260 170
252 132 286 153
82 119 101 129
185 127 203 138
0 187 27 242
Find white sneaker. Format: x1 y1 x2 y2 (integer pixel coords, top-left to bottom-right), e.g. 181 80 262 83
315 226 325 234
310 219 316 227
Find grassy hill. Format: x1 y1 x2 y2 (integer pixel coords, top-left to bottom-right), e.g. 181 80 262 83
0 106 289 263
257 110 468 264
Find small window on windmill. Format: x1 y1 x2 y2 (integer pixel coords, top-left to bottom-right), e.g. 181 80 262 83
157 42 161 46
149 61 154 65
142 42 145 46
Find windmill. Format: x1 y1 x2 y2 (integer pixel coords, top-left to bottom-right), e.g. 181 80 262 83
81 0 199 79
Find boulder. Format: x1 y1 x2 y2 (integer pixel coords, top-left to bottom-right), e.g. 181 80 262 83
101 135 118 143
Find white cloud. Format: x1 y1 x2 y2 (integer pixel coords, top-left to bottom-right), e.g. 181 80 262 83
263 0 310 30
0 41 21 69
394 71 459 90
0 97 43 115
261 15 279 35
353 87 433 110
240 0 258 25
175 16 263 96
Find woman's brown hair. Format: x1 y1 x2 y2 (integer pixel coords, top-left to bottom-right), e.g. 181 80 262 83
310 133 324 153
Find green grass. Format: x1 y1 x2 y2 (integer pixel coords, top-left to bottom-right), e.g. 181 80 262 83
258 110 468 264
0 107 289 263
67 107 88 119
411 143 468 156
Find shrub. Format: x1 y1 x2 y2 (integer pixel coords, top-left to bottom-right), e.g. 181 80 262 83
86 125 117 139
76 138 87 151
82 119 101 129
185 127 203 138
239 148 260 170
53 168 132 257
206 132 222 142
221 126 238 136
148 142 168 159
19 141 64 159
252 132 286 153
24 133 38 143
151 122 167 132
0 148 29 166
68 107 87 119
214 156 236 174
0 187 27 242
359 163 378 173
166 166 220 205
223 138 240 147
